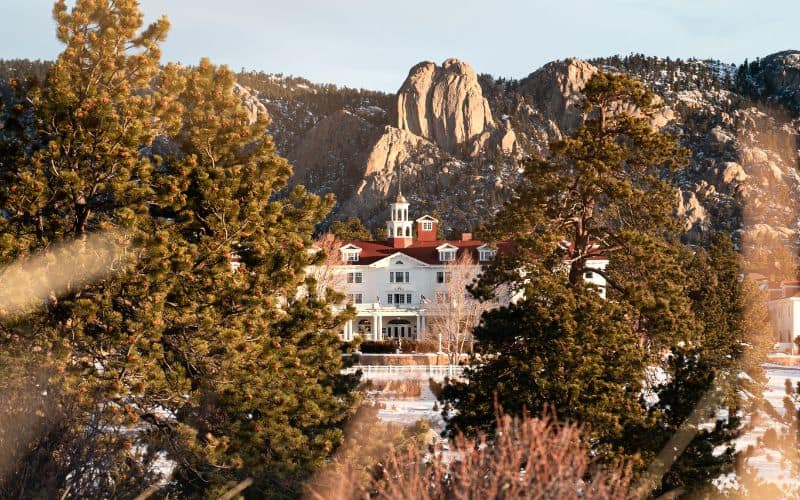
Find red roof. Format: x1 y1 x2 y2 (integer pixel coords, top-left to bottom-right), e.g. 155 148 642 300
341 239 499 265
340 239 609 266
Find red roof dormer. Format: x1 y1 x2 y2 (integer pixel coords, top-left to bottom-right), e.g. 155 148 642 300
415 215 439 242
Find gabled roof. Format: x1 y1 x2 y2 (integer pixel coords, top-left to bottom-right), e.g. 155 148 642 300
340 243 363 251
415 215 439 223
338 239 504 265
435 243 459 251
371 251 430 267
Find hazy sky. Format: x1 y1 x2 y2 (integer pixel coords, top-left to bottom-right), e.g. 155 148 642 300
2 1 799 91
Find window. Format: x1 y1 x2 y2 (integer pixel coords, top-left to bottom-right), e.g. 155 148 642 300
346 293 363 304
479 249 496 261
584 272 594 280
342 250 360 262
422 221 433 231
436 271 452 284
389 271 410 283
435 291 449 304
439 250 456 262
346 272 363 284
387 293 412 305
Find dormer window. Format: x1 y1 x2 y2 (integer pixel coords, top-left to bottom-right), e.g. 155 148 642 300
477 244 497 262
436 243 458 262
422 221 433 231
340 244 362 263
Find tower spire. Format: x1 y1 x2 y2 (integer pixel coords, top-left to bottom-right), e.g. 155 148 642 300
396 164 407 203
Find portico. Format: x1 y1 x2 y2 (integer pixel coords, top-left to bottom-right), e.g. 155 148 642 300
342 303 429 342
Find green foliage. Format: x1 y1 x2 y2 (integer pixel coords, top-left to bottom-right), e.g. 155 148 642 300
443 72 756 494
330 216 374 241
0 1 358 498
443 282 651 460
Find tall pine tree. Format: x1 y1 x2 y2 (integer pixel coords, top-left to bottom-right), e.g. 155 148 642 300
147 59 359 498
0 1 358 497
442 72 753 493
0 1 175 496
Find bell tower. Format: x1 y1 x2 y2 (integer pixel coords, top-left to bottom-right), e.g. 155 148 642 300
386 190 414 249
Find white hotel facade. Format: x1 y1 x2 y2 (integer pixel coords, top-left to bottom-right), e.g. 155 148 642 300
327 193 609 342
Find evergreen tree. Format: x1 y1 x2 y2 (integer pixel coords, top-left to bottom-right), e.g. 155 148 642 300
148 59 359 498
330 216 373 241
442 72 751 493
0 1 175 495
648 234 766 495
0 2 358 497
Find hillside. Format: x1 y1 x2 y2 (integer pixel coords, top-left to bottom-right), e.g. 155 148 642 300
3 53 799 267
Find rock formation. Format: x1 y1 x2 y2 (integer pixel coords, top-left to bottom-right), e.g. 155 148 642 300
745 50 800 115
289 110 381 202
518 58 598 134
397 59 496 154
233 83 268 125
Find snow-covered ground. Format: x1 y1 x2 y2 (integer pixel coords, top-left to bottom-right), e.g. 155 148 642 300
737 365 800 491
366 365 800 492
374 383 443 429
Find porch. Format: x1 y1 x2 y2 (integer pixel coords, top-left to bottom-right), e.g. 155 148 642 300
341 305 428 342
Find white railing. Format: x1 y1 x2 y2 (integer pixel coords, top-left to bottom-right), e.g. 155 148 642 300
343 364 466 381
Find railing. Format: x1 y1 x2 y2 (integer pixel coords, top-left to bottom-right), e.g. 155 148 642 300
343 364 466 381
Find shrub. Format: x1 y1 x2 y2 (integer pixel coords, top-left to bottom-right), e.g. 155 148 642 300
307 410 633 499
368 380 422 399
428 378 444 399
360 340 396 354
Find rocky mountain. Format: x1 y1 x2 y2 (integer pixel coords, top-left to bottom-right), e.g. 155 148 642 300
260 52 800 273
270 58 520 234
3 52 800 267
738 51 800 116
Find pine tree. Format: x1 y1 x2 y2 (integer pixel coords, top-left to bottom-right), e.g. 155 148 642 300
330 216 374 241
442 72 752 493
0 2 358 497
0 1 175 496
145 59 359 498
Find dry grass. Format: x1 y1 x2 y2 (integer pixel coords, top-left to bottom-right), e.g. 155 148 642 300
306 410 633 500
365 380 422 399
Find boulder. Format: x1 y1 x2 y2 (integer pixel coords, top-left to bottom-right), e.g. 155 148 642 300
721 162 748 184
676 190 709 241
397 59 495 153
518 58 598 134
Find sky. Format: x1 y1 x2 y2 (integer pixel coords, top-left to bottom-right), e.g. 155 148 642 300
1 0 799 92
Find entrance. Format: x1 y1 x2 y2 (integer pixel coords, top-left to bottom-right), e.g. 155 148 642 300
385 319 415 340
356 319 372 336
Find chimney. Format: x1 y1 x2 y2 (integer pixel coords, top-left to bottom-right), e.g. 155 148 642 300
460 232 472 242
390 236 413 249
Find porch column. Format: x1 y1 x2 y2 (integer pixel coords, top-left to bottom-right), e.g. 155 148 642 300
375 315 383 341
416 315 422 340
346 320 353 341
